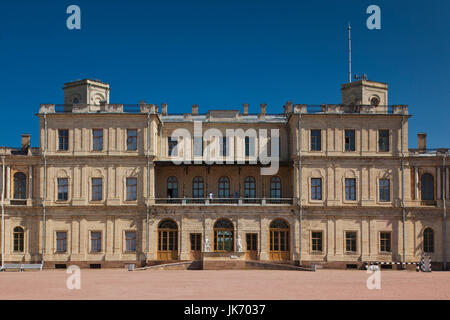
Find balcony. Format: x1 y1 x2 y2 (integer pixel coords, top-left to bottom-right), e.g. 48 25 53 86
154 198 294 206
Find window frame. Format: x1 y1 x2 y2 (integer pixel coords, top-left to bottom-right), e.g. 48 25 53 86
310 129 322 152
92 129 104 151
344 129 356 152
127 129 137 151
378 129 390 153
379 231 392 253
311 231 323 253
57 177 69 201
90 231 102 253
56 231 68 253
125 231 137 253
13 226 25 253
91 177 103 201
379 178 391 202
126 177 137 201
345 178 357 201
345 231 357 253
311 177 322 201
58 129 69 151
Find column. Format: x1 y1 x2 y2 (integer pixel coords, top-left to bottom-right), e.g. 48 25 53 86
415 167 419 200
446 167 449 199
149 164 155 204
6 166 10 199
28 165 33 199
437 167 441 200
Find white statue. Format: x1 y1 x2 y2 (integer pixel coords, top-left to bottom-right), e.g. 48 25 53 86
237 235 243 252
204 237 211 252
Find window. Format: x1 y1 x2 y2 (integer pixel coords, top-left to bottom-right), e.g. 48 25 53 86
379 179 390 202
168 137 178 157
423 228 434 253
13 226 24 252
269 219 290 258
270 177 281 198
380 232 391 253
345 130 355 151
214 219 234 252
57 178 69 201
167 176 178 198
245 136 255 157
92 178 103 201
311 231 323 252
244 176 256 198
311 178 322 200
126 178 137 201
190 233 202 251
345 231 357 252
310 129 322 151
13 172 27 199
91 232 102 252
93 129 103 151
378 130 390 152
56 231 67 253
345 178 356 201
246 233 257 251
219 176 230 198
58 129 69 151
220 136 228 157
127 129 137 151
193 136 203 157
193 176 204 198
421 173 434 201
125 231 136 252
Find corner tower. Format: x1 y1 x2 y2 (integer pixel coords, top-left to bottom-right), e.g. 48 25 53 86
63 79 110 105
341 78 388 112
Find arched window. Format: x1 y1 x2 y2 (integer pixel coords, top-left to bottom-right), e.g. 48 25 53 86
423 228 434 253
421 173 434 200
167 176 178 198
158 219 178 260
219 177 230 198
244 176 256 198
13 172 27 199
269 219 289 261
214 219 234 252
193 176 204 198
270 177 281 198
13 226 24 252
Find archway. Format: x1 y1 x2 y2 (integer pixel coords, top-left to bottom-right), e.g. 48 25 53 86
214 219 234 252
157 219 178 260
269 219 290 261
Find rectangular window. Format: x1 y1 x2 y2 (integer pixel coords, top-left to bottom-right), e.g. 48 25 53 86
91 231 102 252
220 136 228 157
92 178 103 201
378 130 390 152
380 232 391 253
345 130 355 151
193 136 203 157
126 177 137 201
245 136 255 157
345 231 357 252
93 129 103 151
125 231 136 252
310 129 322 151
345 178 356 201
57 178 68 201
127 129 137 151
190 233 202 251
311 178 322 200
311 231 323 252
379 179 390 202
168 137 178 157
246 233 257 251
56 231 67 253
58 129 69 151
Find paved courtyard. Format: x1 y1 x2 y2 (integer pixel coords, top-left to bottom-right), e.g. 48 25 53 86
0 269 449 300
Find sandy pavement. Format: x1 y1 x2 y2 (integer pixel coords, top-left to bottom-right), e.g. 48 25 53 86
0 269 449 300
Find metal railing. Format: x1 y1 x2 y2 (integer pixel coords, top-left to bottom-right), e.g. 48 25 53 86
154 198 294 205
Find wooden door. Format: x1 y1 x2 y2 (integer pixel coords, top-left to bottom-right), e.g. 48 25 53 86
246 233 258 260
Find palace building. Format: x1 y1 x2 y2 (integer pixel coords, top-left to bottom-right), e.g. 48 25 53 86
0 78 448 270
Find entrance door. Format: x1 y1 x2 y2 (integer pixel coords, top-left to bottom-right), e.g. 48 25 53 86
157 220 178 260
246 233 258 260
190 233 202 260
269 219 290 261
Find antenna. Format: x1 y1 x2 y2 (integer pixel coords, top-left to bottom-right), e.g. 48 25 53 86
348 22 352 83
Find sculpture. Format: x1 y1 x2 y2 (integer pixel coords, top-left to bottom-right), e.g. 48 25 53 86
204 237 211 252
237 235 244 252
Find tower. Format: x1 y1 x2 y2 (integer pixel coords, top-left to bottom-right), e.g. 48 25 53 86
63 79 110 106
341 78 388 112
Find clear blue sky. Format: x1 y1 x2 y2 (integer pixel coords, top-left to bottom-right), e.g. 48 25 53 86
0 0 449 148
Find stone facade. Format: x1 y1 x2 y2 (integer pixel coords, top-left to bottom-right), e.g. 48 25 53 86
0 78 448 270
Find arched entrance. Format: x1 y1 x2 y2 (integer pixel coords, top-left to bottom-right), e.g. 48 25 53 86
214 219 234 252
269 219 290 261
157 219 178 260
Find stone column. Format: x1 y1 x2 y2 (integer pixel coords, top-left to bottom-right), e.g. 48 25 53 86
28 165 33 199
437 167 441 199
446 167 449 199
149 164 155 204
415 167 419 200
6 166 10 199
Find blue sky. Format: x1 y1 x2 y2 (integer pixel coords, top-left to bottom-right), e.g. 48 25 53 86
0 0 449 148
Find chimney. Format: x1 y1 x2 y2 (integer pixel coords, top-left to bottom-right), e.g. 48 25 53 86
161 103 168 115
243 103 249 115
192 104 198 115
418 133 427 153
284 101 293 114
21 134 30 150
260 103 267 115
